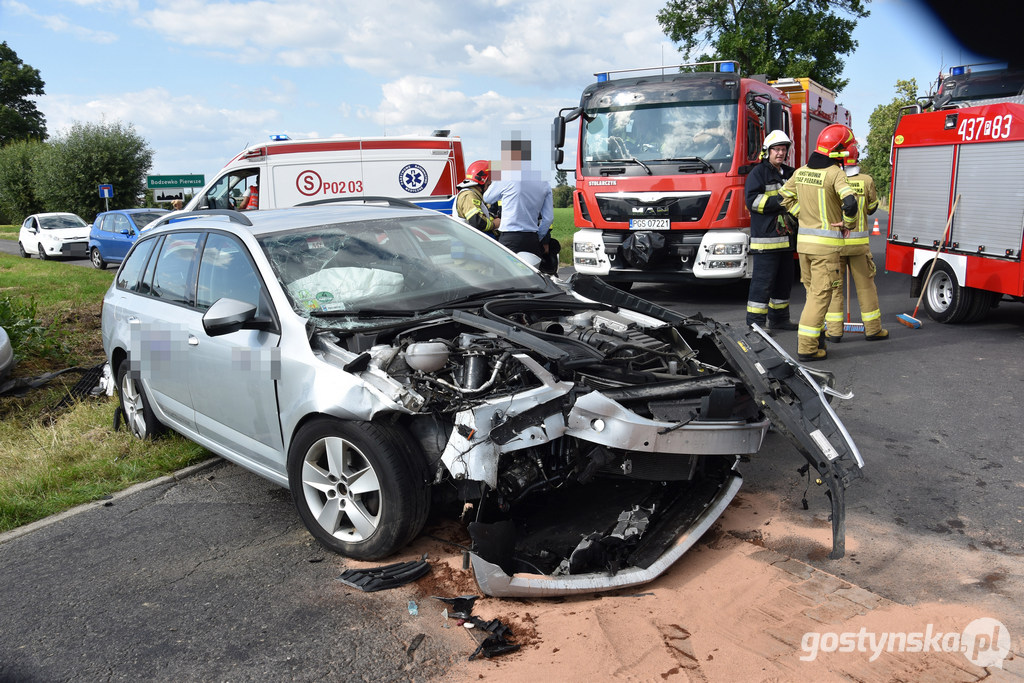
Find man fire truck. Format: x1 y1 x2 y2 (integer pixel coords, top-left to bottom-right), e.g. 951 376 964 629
551 61 851 289
885 63 1024 323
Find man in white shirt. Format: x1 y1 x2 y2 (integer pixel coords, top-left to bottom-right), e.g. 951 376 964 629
483 138 555 271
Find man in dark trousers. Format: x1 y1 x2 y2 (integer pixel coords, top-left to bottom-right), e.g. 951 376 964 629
745 130 797 332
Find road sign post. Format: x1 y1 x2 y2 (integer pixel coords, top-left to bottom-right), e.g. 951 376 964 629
98 184 113 211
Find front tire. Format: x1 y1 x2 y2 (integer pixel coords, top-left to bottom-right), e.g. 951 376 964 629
37 243 48 260
116 358 164 439
18 242 29 258
287 418 429 560
90 247 107 269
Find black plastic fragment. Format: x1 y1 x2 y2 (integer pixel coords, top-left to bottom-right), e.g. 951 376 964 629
431 594 479 618
337 559 430 592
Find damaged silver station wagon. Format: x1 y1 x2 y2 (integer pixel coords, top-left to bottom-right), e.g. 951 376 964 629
101 202 863 598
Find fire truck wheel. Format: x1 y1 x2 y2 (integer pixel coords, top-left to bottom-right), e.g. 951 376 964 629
923 261 972 324
963 289 997 323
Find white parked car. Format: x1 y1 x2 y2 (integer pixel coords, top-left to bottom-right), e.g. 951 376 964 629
18 212 91 260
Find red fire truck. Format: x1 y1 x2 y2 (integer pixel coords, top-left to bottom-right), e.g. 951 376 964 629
551 61 851 288
885 64 1024 323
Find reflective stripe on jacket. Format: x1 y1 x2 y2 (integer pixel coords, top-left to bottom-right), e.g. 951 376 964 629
780 164 856 255
745 159 795 253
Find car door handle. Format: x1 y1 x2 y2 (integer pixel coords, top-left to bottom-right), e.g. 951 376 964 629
188 335 199 346
127 316 139 323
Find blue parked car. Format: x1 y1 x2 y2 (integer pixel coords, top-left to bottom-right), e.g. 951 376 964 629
88 208 169 269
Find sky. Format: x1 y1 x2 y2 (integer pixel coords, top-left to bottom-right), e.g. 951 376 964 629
1 0 992 185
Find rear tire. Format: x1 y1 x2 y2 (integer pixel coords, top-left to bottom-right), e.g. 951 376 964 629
90 247 107 270
963 289 997 323
923 261 970 323
116 358 164 439
287 418 429 560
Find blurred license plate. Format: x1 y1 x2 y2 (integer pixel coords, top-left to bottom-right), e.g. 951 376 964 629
629 218 670 230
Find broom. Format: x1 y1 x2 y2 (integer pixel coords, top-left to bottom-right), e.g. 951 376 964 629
897 194 960 328
843 265 864 333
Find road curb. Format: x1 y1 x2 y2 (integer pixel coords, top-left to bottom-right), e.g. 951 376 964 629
0 457 222 546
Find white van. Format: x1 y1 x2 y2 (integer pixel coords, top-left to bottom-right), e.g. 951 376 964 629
186 134 466 214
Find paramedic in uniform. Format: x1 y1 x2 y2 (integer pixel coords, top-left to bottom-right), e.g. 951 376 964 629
456 160 500 236
744 130 797 332
779 124 859 362
483 138 555 270
824 143 889 342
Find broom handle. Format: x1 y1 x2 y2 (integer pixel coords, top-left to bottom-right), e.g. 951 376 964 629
912 194 960 315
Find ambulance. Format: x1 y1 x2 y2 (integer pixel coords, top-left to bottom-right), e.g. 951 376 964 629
186 133 465 214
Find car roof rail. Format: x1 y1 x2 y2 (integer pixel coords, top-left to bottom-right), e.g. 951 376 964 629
295 196 424 210
148 209 255 230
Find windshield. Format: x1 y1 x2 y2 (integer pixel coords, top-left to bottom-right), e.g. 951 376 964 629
39 215 88 230
131 211 169 229
258 214 548 327
582 101 738 171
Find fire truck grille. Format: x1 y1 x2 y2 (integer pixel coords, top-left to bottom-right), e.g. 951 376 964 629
596 194 711 223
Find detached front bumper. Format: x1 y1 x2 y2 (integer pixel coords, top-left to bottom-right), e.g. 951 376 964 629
471 458 743 598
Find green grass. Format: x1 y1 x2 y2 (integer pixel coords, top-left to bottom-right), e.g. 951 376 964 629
550 207 576 264
0 251 209 533
0 396 208 531
0 224 17 240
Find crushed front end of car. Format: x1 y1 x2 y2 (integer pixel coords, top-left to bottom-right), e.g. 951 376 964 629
307 273 862 598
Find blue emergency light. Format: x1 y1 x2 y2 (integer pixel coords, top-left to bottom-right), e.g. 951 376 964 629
270 134 291 141
596 73 609 83
951 66 966 76
720 61 736 72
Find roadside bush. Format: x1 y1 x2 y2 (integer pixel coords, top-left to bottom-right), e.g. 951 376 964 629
0 295 65 362
0 139 45 220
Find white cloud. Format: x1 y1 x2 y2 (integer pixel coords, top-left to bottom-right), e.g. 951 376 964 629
131 0 668 83
39 88 282 175
3 0 119 43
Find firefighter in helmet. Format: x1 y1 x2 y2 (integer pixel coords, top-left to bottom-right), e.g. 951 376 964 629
745 129 798 332
779 123 859 361
456 160 500 236
824 143 888 342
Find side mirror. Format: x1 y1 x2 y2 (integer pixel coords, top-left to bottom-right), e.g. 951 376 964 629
552 115 566 148
767 101 785 131
203 297 258 336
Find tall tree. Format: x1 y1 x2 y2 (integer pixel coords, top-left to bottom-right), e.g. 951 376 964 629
861 79 919 195
657 0 870 92
32 121 153 219
0 42 47 145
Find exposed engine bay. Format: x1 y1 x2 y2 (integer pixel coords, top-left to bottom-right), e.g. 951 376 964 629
312 274 863 597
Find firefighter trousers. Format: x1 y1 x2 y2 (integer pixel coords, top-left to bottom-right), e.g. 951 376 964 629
825 253 883 337
797 251 842 355
746 251 795 326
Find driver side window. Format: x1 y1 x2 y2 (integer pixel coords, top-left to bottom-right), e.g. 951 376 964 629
199 169 260 211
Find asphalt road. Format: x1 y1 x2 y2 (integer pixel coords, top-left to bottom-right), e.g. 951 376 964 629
1 218 1022 679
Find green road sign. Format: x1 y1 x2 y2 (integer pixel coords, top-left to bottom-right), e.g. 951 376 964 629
147 174 206 189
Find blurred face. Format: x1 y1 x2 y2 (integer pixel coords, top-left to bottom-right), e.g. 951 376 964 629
767 144 789 169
